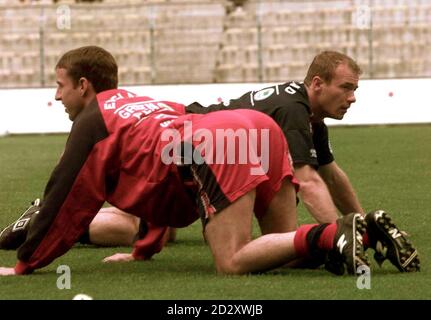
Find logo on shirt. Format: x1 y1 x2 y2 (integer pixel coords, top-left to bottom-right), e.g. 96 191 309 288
253 88 275 101
285 81 301 95
115 101 174 120
103 91 137 110
310 148 317 158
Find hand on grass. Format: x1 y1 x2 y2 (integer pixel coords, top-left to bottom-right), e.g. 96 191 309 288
0 267 16 276
103 253 135 263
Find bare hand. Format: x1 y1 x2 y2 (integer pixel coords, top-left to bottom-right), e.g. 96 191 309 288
0 267 16 276
102 253 135 263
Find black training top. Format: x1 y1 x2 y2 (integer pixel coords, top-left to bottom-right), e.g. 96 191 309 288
187 81 334 167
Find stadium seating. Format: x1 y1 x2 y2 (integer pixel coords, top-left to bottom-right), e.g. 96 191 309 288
0 0 430 87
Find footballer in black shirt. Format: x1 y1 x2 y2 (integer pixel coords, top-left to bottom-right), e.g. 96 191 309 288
187 54 364 225
187 81 334 168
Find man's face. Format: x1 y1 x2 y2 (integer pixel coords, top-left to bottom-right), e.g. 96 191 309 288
55 68 84 121
316 63 359 120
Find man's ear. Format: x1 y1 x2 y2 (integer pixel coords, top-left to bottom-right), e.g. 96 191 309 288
78 77 88 97
78 77 95 97
311 76 324 93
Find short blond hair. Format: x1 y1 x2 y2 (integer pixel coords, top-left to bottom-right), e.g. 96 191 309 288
304 51 362 86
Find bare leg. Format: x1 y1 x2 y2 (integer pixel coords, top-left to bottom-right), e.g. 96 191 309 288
89 207 139 246
259 180 308 268
258 179 298 234
204 182 299 275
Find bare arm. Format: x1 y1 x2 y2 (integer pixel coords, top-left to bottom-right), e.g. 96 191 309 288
0 267 16 276
294 164 339 223
318 162 363 215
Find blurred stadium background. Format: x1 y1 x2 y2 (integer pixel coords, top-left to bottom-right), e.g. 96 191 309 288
0 0 430 89
0 0 430 301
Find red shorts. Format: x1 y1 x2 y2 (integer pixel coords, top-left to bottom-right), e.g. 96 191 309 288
171 109 299 224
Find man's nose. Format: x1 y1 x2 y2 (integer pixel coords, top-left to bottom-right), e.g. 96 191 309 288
347 92 356 104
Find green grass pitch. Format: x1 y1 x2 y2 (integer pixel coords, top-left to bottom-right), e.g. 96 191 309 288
0 125 430 300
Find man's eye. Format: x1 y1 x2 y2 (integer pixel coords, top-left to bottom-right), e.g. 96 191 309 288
342 85 355 91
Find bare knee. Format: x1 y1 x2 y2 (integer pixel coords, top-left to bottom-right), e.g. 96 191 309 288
214 257 248 275
204 191 256 275
89 211 139 246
